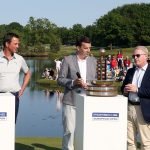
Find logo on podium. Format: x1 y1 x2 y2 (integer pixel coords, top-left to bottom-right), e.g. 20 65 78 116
0 112 7 121
92 112 119 121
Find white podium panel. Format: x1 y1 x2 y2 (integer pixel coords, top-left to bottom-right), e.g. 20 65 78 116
75 94 127 150
0 93 15 150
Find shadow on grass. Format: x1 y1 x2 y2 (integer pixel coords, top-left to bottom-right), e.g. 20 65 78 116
32 143 61 150
15 143 34 150
15 143 61 150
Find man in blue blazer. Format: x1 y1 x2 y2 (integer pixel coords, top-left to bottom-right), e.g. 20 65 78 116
121 46 150 150
57 36 97 150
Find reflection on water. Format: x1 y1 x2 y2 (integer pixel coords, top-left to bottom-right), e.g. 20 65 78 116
16 57 63 137
16 89 63 137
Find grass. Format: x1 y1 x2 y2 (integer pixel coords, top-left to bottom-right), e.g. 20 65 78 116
15 137 62 150
36 78 123 94
21 45 150 61
36 79 64 92
36 79 57 85
15 137 141 150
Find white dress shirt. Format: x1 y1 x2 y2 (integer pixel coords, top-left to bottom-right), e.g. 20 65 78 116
129 64 148 102
78 58 87 83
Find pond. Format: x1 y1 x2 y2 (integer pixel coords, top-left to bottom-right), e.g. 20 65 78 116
15 57 63 137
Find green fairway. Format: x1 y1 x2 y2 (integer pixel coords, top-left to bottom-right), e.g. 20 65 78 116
15 137 141 150
15 137 62 150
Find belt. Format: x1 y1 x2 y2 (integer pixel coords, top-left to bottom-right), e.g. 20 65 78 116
128 100 140 105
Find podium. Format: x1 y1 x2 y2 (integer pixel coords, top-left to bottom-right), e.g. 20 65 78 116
75 94 127 150
0 93 15 150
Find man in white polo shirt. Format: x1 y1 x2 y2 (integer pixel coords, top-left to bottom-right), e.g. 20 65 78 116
0 32 31 123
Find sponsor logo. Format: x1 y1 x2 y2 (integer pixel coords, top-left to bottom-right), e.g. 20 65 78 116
92 112 119 121
0 112 7 121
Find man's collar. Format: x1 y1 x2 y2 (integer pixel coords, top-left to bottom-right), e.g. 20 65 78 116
0 50 16 59
76 55 88 61
136 63 148 71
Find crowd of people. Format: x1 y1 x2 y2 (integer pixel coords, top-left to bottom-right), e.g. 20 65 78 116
42 59 62 80
42 50 132 83
42 67 55 80
106 51 132 82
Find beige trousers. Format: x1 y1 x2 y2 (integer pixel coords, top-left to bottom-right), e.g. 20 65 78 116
128 104 150 150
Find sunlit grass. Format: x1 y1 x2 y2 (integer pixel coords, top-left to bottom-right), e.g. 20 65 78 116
15 137 62 150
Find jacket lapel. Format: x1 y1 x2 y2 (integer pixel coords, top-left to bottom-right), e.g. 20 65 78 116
141 64 150 86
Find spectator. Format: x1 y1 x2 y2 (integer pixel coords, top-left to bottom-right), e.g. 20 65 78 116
123 56 131 71
106 55 111 71
54 59 62 79
42 68 50 79
117 50 124 69
110 55 118 70
49 68 55 80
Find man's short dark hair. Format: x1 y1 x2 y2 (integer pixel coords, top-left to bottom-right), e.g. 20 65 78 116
3 32 19 48
75 36 91 47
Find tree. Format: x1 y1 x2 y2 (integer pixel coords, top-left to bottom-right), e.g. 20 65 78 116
24 17 61 52
94 3 150 47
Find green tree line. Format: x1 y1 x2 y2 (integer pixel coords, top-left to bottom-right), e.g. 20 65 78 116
0 3 149 53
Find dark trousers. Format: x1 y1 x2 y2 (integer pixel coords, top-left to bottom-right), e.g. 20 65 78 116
11 92 19 123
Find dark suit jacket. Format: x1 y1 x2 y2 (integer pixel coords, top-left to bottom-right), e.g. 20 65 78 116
121 64 150 123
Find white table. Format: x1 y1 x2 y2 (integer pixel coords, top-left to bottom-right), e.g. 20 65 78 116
75 94 127 150
0 93 15 150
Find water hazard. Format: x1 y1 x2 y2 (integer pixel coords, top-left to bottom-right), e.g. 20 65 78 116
16 57 63 137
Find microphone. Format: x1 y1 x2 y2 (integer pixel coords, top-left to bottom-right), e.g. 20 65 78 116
76 72 82 93
76 72 81 78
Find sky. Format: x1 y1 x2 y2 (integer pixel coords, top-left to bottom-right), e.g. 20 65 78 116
0 0 149 28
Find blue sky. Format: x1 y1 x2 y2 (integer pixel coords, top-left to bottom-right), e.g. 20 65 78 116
0 0 149 28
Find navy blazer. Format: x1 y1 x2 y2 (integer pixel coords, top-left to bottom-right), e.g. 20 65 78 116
121 64 150 123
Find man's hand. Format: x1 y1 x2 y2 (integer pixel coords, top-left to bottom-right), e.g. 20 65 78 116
73 79 88 89
125 84 138 93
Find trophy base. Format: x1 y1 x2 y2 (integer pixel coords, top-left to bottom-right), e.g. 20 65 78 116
86 80 118 97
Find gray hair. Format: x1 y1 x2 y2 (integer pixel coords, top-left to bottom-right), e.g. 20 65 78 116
134 46 149 55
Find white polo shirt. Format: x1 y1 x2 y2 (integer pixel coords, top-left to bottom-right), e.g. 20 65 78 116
0 51 29 92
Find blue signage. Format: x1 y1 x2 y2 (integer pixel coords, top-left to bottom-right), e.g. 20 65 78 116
0 112 7 121
92 112 119 121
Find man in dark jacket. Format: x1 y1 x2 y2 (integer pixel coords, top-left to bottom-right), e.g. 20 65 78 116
121 46 150 150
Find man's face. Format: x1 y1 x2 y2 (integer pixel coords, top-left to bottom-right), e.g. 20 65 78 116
6 37 20 54
132 49 148 68
77 42 91 59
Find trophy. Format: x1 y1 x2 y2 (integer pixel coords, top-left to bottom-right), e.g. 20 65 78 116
86 48 118 97
97 48 107 80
